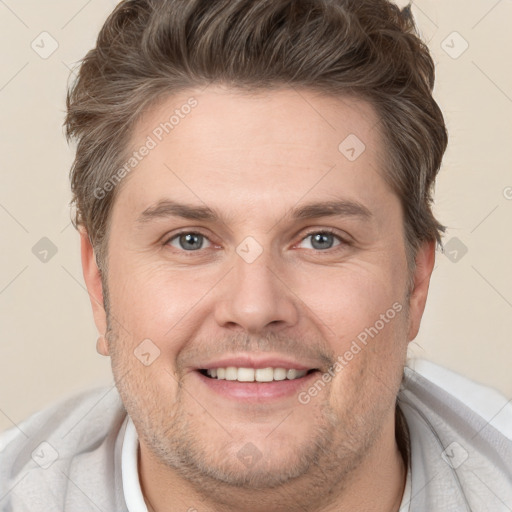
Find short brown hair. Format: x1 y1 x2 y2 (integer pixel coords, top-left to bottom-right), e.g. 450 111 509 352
65 0 448 280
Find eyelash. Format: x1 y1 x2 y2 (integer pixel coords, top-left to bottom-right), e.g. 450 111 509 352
163 228 351 256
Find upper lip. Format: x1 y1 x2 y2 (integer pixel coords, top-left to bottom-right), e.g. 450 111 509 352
194 354 320 371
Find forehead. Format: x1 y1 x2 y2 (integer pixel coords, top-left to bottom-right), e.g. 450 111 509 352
132 86 383 159
117 86 395 223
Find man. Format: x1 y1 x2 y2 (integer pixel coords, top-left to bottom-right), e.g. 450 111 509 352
1 0 511 511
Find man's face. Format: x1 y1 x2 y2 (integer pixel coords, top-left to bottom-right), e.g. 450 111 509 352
85 87 431 499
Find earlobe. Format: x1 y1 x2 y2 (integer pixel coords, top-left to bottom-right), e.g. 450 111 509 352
80 228 109 355
407 239 436 342
96 335 109 356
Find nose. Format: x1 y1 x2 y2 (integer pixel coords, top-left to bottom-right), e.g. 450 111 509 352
213 249 299 334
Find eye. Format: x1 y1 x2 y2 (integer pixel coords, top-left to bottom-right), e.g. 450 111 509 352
166 232 212 251
298 230 346 251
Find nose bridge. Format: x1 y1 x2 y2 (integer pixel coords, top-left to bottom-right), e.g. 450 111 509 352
213 240 299 333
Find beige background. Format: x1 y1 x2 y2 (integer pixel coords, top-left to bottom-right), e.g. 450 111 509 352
0 0 511 434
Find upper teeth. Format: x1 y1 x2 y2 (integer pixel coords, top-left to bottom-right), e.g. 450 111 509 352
206 367 308 382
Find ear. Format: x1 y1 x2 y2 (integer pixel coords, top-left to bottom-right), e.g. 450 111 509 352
80 228 109 356
407 239 436 342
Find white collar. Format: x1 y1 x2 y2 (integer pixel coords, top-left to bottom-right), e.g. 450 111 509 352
121 415 411 511
121 416 148 512
399 459 412 511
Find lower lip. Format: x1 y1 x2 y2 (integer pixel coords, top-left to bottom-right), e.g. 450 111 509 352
193 370 321 402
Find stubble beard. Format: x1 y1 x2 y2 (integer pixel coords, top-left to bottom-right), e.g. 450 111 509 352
107 330 391 512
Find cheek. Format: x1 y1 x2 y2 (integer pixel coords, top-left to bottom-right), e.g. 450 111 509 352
316 280 407 419
296 261 409 409
106 264 186 402
106 259 209 354
293 260 407 346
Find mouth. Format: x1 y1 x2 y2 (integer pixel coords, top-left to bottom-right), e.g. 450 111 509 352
194 366 322 402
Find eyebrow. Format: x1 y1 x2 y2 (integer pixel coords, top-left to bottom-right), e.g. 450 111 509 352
135 198 373 226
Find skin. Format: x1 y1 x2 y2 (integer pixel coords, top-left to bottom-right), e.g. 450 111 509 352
81 86 435 512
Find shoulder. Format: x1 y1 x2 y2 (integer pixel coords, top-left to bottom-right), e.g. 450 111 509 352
0 386 127 510
403 358 512 439
398 359 512 510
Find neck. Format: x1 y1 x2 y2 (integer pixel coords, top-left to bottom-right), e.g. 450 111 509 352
138 407 408 512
